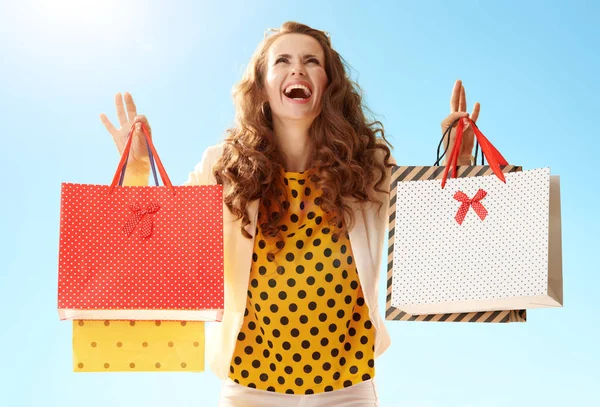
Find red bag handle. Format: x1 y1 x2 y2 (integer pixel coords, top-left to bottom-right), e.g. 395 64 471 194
109 122 175 195
441 118 509 188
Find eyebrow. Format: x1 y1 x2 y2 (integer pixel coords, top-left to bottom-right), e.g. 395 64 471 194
275 53 321 59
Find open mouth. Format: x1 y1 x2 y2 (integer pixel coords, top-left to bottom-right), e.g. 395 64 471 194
283 83 312 100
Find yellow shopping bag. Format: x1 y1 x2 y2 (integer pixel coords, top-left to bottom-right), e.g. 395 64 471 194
72 320 204 372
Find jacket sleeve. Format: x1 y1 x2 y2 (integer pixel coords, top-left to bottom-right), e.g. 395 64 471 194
181 144 224 186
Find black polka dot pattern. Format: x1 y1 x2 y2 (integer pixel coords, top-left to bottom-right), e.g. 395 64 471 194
228 167 375 394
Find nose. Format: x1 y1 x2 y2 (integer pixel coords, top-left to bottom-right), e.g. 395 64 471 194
290 64 306 76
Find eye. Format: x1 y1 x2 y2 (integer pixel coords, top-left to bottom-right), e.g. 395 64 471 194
275 57 289 64
307 58 320 65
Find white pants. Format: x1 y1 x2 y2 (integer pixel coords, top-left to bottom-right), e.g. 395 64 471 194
218 378 379 407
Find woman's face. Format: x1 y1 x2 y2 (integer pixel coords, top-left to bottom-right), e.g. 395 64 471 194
263 33 329 124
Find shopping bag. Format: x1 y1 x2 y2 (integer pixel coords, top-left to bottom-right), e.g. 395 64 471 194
386 164 527 323
58 122 224 321
388 118 562 316
73 320 204 372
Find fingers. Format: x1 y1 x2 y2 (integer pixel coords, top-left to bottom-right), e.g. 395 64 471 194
459 85 467 112
451 81 479 123
100 112 125 152
115 93 128 127
99 113 117 136
124 92 137 124
471 102 481 123
450 80 461 113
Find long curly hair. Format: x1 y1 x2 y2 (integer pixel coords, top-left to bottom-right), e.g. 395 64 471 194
213 21 394 240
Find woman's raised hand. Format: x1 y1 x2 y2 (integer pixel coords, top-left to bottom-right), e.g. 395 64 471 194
100 92 152 174
440 80 480 165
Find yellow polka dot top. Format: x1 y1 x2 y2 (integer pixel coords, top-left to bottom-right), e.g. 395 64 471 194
228 168 375 395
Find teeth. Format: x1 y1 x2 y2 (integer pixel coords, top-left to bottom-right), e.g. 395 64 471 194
284 84 312 97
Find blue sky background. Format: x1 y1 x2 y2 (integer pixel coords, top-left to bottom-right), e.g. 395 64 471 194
1 0 598 406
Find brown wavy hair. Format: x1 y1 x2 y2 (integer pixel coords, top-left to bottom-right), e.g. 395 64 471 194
213 21 394 240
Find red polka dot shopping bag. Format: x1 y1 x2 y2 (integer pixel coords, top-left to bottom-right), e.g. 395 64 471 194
57 123 223 322
387 118 563 317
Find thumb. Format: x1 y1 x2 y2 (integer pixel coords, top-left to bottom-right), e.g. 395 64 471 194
134 115 152 138
441 111 470 130
134 122 144 140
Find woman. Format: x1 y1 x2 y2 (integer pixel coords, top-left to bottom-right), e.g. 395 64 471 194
100 21 478 407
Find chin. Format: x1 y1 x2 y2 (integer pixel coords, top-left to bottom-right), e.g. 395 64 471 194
287 112 318 121
279 107 321 122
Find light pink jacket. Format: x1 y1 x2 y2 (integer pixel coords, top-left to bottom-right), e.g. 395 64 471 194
184 144 392 380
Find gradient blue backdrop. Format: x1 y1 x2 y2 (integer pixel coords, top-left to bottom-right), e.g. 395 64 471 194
1 0 598 406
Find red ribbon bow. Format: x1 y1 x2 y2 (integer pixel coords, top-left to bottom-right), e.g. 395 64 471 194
453 189 488 225
123 202 161 238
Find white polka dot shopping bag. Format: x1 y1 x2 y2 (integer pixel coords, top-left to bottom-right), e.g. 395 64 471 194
57 123 224 322
388 118 563 316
